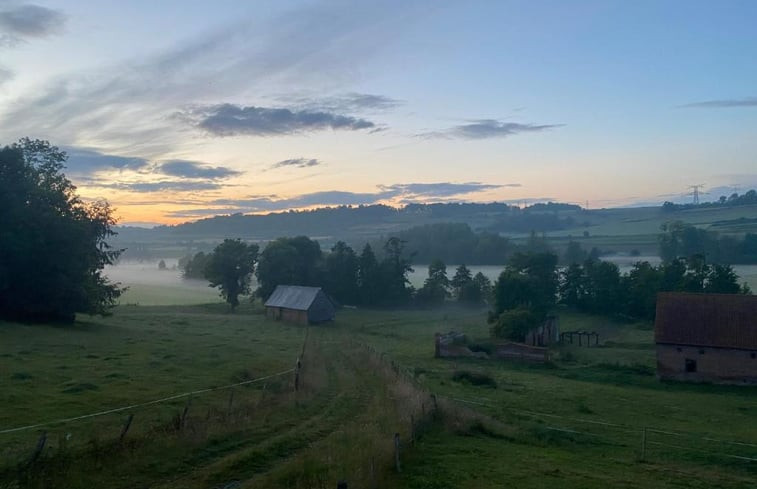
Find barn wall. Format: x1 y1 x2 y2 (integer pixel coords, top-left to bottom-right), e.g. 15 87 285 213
656 344 757 384
307 292 335 323
266 306 308 325
280 308 308 325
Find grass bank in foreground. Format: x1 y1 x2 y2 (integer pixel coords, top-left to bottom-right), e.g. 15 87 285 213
1 304 756 488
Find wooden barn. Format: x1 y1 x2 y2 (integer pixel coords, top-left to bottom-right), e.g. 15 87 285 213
655 292 757 384
264 285 335 325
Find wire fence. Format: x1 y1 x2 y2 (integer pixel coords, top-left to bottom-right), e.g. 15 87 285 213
439 394 757 466
1 328 311 469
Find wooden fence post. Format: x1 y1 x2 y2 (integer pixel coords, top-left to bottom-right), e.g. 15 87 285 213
394 432 401 472
181 396 192 429
640 427 647 460
29 432 47 464
294 356 301 392
371 456 376 489
227 388 235 416
119 413 134 443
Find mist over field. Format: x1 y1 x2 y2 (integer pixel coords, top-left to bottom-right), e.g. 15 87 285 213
105 256 757 307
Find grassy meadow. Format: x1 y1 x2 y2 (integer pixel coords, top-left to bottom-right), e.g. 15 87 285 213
2 298 756 488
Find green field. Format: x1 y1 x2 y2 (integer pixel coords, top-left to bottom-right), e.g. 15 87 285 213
2 303 756 488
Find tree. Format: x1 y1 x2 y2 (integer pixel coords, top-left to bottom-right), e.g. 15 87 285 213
559 262 585 308
622 261 661 319
563 241 587 265
705 264 741 294
415 259 450 306
324 241 359 305
182 251 211 279
158 259 167 270
256 236 323 299
490 306 539 342
379 237 414 306
358 243 381 306
0 139 122 322
205 239 258 311
450 264 473 297
471 272 493 304
502 252 559 316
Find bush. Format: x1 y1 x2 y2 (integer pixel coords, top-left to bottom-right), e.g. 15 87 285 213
490 307 540 342
452 370 497 388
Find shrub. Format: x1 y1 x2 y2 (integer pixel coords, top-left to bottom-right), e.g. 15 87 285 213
490 306 540 342
451 370 497 388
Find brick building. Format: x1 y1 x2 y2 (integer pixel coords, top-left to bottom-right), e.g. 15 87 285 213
655 292 757 384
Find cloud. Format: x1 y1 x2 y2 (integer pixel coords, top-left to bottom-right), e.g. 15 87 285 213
0 65 12 85
679 97 757 108
181 104 375 136
158 160 242 179
271 158 321 169
167 181 509 217
0 1 428 152
420 120 562 140
0 4 66 46
281 92 404 113
64 147 150 176
87 180 223 193
379 182 505 197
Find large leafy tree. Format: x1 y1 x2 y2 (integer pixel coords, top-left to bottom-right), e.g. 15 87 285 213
324 241 359 305
205 239 259 311
490 252 558 336
255 236 322 299
0 139 122 322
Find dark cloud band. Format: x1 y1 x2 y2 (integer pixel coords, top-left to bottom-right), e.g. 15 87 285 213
158 160 242 179
182 103 376 136
420 119 562 140
0 4 66 45
679 97 757 108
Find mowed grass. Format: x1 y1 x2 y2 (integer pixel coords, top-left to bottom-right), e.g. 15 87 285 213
334 307 757 488
0 303 304 459
0 304 423 488
116 283 224 306
2 303 756 488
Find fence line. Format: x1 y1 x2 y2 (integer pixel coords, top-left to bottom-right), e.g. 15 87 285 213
438 394 757 449
0 368 294 435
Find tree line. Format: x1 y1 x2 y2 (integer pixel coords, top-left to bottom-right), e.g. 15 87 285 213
182 235 493 310
658 221 757 264
662 189 757 211
488 250 750 342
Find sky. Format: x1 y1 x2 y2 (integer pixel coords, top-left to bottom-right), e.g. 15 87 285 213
1 0 756 226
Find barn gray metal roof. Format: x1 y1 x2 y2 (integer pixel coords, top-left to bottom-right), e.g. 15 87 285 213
655 292 757 350
264 285 324 311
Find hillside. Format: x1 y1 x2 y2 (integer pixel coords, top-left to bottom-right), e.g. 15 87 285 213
111 202 757 261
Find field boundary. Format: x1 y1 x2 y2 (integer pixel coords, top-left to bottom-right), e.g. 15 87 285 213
0 368 295 435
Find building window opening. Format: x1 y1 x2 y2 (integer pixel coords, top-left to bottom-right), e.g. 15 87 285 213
685 358 697 373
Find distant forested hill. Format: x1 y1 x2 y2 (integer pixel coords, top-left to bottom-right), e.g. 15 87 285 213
111 202 585 260
111 201 757 262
